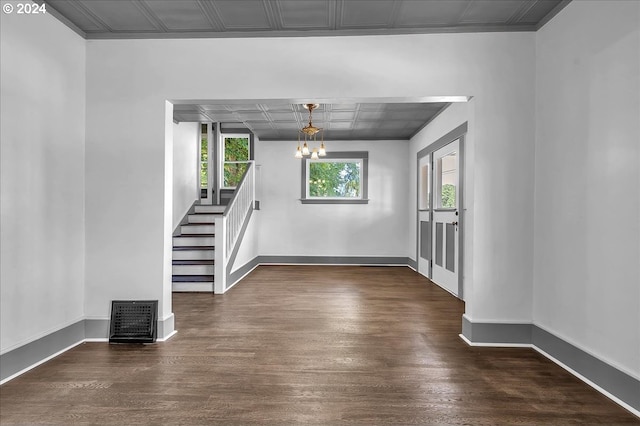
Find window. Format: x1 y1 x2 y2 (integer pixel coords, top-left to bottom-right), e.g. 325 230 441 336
221 134 250 188
418 156 430 210
301 151 369 204
200 124 208 192
436 151 457 209
309 160 361 197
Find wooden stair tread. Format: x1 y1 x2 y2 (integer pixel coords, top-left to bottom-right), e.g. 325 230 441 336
174 234 215 237
172 275 214 282
172 246 215 251
172 260 214 265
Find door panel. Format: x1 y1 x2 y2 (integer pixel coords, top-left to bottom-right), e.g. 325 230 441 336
431 139 460 296
419 221 431 262
445 223 456 272
435 222 443 266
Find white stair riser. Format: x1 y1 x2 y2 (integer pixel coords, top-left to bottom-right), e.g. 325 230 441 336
173 264 214 275
173 282 214 292
172 250 214 260
188 214 218 223
181 224 215 235
173 236 215 247
194 205 226 214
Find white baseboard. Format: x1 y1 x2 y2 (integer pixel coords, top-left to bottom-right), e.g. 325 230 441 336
158 330 178 342
458 334 533 348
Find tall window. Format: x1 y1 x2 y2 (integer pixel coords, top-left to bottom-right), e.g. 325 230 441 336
200 124 208 196
222 134 250 188
418 157 430 210
301 152 369 204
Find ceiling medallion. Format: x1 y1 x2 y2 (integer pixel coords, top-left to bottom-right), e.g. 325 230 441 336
295 103 326 160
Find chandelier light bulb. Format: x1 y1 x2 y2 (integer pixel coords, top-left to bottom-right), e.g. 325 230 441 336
302 142 310 156
311 148 319 160
295 146 303 158
319 142 326 156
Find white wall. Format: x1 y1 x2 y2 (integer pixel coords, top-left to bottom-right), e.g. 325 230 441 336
172 122 199 230
3 2 635 384
534 1 640 377
256 140 410 257
409 102 475 299
84 31 536 327
0 7 86 352
230 211 260 274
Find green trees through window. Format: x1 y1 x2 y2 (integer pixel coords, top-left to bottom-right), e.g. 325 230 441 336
308 161 361 198
223 136 249 188
200 132 208 187
441 184 456 208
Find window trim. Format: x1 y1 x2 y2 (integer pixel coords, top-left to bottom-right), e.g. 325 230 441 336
300 151 369 204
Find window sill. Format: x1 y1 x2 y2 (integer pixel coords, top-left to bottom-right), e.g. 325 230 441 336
300 199 370 205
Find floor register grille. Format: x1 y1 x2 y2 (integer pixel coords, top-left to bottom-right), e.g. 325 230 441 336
109 300 158 343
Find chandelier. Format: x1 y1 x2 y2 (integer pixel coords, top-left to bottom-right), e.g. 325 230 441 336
295 103 326 160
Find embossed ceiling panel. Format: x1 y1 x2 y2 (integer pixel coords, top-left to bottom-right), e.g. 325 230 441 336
396 1 469 26
460 0 525 24
327 111 357 121
212 0 271 30
143 1 214 31
80 0 160 31
42 0 570 39
518 0 564 24
47 0 105 31
340 0 394 28
173 101 453 141
277 0 331 29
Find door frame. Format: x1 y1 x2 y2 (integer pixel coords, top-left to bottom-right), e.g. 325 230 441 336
417 153 432 278
416 122 467 299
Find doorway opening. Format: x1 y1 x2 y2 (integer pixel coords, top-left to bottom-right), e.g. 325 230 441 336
416 123 467 299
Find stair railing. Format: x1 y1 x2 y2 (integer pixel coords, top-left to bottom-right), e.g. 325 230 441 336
214 161 255 293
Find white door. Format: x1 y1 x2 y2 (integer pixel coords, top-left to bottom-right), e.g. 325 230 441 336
431 139 460 296
417 154 432 277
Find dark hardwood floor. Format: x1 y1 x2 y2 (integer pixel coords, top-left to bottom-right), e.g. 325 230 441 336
1 266 637 425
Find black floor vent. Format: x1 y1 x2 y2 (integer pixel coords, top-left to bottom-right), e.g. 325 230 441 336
109 300 158 344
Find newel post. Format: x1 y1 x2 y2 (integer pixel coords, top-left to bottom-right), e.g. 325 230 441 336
214 215 226 294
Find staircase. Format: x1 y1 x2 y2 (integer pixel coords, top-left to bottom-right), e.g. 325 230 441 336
172 204 226 292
